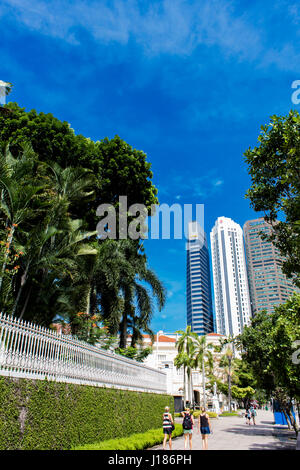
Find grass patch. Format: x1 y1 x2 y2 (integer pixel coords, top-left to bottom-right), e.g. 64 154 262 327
73 424 183 450
175 411 218 418
193 411 218 419
219 411 239 417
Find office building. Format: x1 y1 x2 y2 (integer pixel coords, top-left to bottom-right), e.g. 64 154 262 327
243 217 298 315
186 221 214 335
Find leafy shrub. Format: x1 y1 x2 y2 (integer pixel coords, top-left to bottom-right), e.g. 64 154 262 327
73 424 183 450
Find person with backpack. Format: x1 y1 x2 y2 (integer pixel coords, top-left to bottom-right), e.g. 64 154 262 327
162 406 174 450
245 408 251 425
197 407 211 450
181 407 194 450
250 405 257 425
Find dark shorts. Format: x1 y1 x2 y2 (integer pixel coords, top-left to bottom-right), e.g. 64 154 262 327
163 428 172 435
201 426 210 435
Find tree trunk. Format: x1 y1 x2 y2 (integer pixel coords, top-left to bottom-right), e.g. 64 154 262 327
297 401 300 427
19 286 32 320
119 286 131 349
190 371 194 409
202 359 206 409
186 370 191 406
286 406 299 436
0 225 15 292
11 260 31 316
119 315 127 349
86 285 91 315
281 406 292 430
228 373 232 412
183 365 187 408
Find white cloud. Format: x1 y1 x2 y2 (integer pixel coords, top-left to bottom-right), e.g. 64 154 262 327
3 0 299 70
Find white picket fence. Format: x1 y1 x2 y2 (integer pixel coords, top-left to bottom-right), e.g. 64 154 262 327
0 312 167 394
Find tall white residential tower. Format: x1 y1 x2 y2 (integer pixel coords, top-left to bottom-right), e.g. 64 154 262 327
210 217 252 336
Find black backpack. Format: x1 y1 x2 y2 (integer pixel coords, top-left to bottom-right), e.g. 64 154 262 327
182 413 192 430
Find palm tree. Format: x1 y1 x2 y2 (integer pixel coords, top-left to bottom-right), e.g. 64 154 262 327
0 144 47 309
175 326 198 406
219 346 234 411
64 237 165 348
193 335 214 408
0 144 47 304
14 219 97 321
218 335 239 411
0 145 98 323
117 240 166 348
174 351 189 407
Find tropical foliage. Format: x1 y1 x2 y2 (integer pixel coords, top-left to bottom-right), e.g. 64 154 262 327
238 293 300 435
244 110 300 287
0 102 165 352
174 328 217 408
174 326 198 405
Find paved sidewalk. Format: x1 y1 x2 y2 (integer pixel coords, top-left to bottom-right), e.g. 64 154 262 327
150 410 297 450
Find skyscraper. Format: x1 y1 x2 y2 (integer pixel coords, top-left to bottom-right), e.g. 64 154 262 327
186 221 214 335
243 217 299 315
210 217 252 336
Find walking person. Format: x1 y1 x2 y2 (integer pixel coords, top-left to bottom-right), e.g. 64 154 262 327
181 407 194 450
250 405 257 425
198 407 211 450
245 408 251 425
162 406 174 450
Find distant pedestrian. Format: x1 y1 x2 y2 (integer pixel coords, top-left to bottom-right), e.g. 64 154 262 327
198 407 211 450
245 408 251 425
250 405 257 425
181 407 194 450
162 406 174 450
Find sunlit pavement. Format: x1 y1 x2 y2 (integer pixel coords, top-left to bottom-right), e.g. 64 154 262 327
150 410 297 450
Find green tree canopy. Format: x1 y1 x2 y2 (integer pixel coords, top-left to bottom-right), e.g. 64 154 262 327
244 110 300 287
238 293 300 434
0 103 158 232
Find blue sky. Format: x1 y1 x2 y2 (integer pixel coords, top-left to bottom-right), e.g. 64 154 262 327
1 0 299 333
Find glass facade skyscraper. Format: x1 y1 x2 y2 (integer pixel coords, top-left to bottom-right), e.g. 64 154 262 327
186 221 214 335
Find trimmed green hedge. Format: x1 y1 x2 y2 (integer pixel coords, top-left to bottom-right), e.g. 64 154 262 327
74 424 183 450
0 377 173 450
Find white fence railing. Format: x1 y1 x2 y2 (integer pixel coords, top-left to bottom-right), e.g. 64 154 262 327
0 313 167 394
